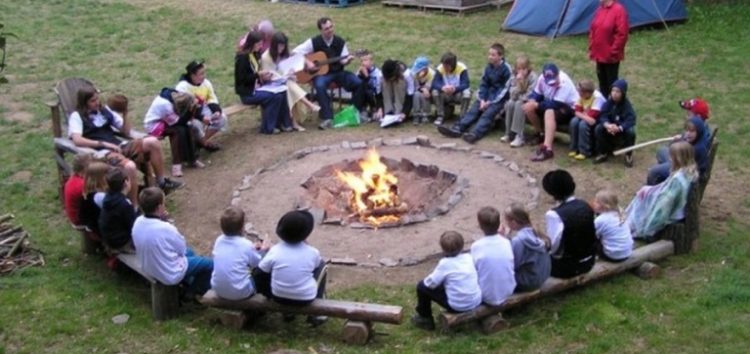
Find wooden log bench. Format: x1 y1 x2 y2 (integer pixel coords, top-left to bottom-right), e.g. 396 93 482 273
439 240 675 333
200 290 403 345
116 253 181 321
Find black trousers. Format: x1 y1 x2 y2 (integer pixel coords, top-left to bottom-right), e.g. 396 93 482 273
252 262 327 306
415 280 456 318
596 62 620 96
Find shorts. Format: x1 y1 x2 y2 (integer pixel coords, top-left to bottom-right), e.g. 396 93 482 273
536 101 575 125
105 139 148 167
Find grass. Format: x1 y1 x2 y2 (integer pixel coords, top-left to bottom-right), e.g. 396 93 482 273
1 0 750 352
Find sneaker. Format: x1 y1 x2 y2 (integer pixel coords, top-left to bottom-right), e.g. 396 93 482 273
510 135 525 148
159 178 184 193
272 128 281 134
434 116 444 126
462 133 479 144
171 164 183 178
593 154 609 164
530 146 554 162
411 313 436 331
574 153 587 161
437 125 462 138
420 116 431 124
568 151 578 158
306 315 328 328
500 135 511 143
624 153 634 168
413 116 422 125
318 119 332 130
282 126 293 133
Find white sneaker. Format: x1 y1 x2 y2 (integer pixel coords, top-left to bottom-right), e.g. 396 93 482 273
500 135 510 143
510 135 525 148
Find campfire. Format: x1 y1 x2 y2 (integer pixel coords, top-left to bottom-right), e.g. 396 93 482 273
336 149 407 226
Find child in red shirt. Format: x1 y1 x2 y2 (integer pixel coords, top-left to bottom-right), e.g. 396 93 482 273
63 154 92 225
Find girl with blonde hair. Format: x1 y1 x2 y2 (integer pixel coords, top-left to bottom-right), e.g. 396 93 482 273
500 202 551 292
592 189 633 261
79 161 111 235
626 141 697 239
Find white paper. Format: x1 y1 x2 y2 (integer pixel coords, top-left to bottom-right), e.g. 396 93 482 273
277 53 305 76
256 80 288 94
380 114 402 128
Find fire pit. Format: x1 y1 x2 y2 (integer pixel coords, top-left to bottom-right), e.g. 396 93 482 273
301 149 464 228
233 136 539 267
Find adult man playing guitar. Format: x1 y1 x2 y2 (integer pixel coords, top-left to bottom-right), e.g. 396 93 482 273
293 17 364 130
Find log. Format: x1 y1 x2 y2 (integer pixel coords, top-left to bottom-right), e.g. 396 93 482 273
0 226 23 239
0 232 23 246
613 136 674 156
200 290 403 325
438 240 674 330
480 314 510 334
634 262 661 279
223 104 254 116
342 320 372 345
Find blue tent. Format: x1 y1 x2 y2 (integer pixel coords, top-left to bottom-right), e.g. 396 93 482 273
503 0 688 38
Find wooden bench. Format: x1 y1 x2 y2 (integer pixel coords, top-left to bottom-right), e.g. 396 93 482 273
439 240 675 333
200 290 403 345
116 253 181 321
223 103 255 117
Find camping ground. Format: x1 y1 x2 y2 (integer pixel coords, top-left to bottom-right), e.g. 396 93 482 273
1 0 749 353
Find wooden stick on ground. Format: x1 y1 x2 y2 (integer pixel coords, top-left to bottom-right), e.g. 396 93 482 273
0 214 14 224
613 137 674 156
6 232 28 258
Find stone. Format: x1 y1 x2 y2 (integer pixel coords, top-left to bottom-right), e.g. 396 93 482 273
493 156 505 163
416 135 431 147
331 257 357 266
230 198 241 206
479 151 496 159
322 217 343 225
381 157 400 171
408 213 429 224
350 141 367 149
458 177 470 188
292 147 312 159
368 138 383 147
243 222 254 234
384 139 402 146
112 314 130 325
309 207 326 225
379 258 399 267
437 143 457 150
427 165 440 177
527 177 537 186
238 182 252 191
402 136 418 145
448 193 463 207
437 204 451 215
503 161 512 167
341 141 351 149
359 262 381 268
399 257 421 266
313 145 330 152
232 190 240 198
399 158 415 172
438 170 457 183
455 146 473 152
350 222 371 229
509 162 520 172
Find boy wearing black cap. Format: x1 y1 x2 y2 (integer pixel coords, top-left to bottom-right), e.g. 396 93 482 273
254 210 328 326
541 170 597 278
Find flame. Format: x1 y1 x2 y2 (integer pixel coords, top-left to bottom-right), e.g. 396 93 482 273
336 149 402 225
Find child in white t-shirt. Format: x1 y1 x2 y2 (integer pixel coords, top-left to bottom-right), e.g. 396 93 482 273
593 189 633 262
412 231 482 330
254 210 327 326
470 207 515 306
211 206 269 300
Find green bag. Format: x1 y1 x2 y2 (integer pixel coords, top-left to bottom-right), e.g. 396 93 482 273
332 106 360 128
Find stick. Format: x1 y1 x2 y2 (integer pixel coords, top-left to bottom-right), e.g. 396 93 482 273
6 232 28 258
0 214 14 224
0 226 22 239
613 137 674 156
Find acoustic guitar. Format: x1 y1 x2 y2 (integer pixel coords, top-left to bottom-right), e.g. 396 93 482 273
295 50 365 85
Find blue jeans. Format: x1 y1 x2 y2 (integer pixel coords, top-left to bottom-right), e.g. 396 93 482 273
184 248 213 296
569 117 595 156
313 71 364 121
240 91 291 134
647 145 672 185
455 100 505 139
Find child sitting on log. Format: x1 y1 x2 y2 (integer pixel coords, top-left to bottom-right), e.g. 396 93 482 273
64 153 92 226
592 189 633 262
646 116 710 186
210 206 270 300
542 170 598 278
500 203 551 292
470 207 516 305
253 210 328 326
412 231 482 330
98 167 137 253
79 161 111 237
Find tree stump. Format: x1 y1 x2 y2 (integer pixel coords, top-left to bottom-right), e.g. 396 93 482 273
634 262 661 279
342 320 372 345
151 282 180 321
480 314 510 334
81 230 100 255
216 309 248 329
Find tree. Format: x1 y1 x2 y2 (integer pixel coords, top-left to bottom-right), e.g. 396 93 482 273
0 22 17 85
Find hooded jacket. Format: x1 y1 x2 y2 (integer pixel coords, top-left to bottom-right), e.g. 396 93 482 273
685 116 710 176
511 227 551 291
99 192 137 250
598 79 636 131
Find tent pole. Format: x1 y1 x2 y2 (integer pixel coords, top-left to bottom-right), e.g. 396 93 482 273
652 0 671 33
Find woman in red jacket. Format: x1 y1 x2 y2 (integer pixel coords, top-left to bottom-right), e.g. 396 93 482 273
589 0 629 96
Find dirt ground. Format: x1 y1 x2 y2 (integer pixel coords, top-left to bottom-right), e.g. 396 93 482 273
166 115 741 291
